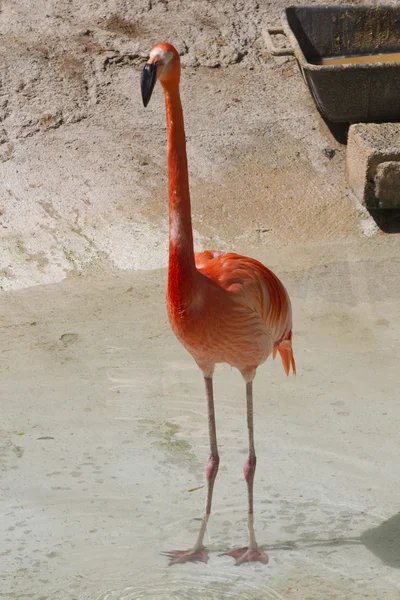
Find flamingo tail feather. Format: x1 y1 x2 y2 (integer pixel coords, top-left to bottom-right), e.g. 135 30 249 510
273 332 296 376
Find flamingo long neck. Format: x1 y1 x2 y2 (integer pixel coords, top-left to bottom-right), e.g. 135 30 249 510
163 81 197 310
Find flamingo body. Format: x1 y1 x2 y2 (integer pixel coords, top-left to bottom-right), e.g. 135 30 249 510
168 250 295 379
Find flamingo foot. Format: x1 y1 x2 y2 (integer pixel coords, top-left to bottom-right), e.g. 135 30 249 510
161 548 209 566
223 546 268 565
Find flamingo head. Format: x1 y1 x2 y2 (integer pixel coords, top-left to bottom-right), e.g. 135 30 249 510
141 43 181 107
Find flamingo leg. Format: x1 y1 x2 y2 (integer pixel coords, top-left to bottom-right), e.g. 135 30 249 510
224 381 268 565
162 375 219 565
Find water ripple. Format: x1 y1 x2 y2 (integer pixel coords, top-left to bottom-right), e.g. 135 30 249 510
81 579 285 600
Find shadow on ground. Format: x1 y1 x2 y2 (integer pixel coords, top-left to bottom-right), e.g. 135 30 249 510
368 209 400 234
236 512 400 570
360 512 400 569
321 117 349 145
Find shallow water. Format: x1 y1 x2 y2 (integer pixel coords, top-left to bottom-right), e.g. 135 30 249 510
1 245 400 599
314 51 400 66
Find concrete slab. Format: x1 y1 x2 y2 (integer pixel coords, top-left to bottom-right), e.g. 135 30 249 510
346 122 400 209
375 161 400 208
1 236 400 600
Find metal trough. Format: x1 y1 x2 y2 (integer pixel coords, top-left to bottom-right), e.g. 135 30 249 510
265 5 400 123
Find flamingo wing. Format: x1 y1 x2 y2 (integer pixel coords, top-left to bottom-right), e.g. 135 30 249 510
195 251 296 375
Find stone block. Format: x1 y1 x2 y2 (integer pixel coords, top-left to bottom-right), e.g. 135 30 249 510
346 123 400 209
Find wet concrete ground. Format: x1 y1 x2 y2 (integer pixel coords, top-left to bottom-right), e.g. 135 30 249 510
2 236 400 599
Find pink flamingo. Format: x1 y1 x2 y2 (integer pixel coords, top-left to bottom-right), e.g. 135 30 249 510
141 43 296 566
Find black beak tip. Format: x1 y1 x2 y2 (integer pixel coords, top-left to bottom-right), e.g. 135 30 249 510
141 63 157 108
142 94 150 108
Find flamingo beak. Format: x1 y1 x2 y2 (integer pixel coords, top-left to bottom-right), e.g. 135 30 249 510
141 63 157 107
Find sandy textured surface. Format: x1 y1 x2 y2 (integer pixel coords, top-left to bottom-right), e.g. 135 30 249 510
1 1 400 599
2 0 397 291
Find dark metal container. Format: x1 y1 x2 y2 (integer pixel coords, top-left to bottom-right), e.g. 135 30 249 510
272 5 400 123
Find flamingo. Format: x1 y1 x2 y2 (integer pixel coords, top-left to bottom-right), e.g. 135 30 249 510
141 43 296 566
